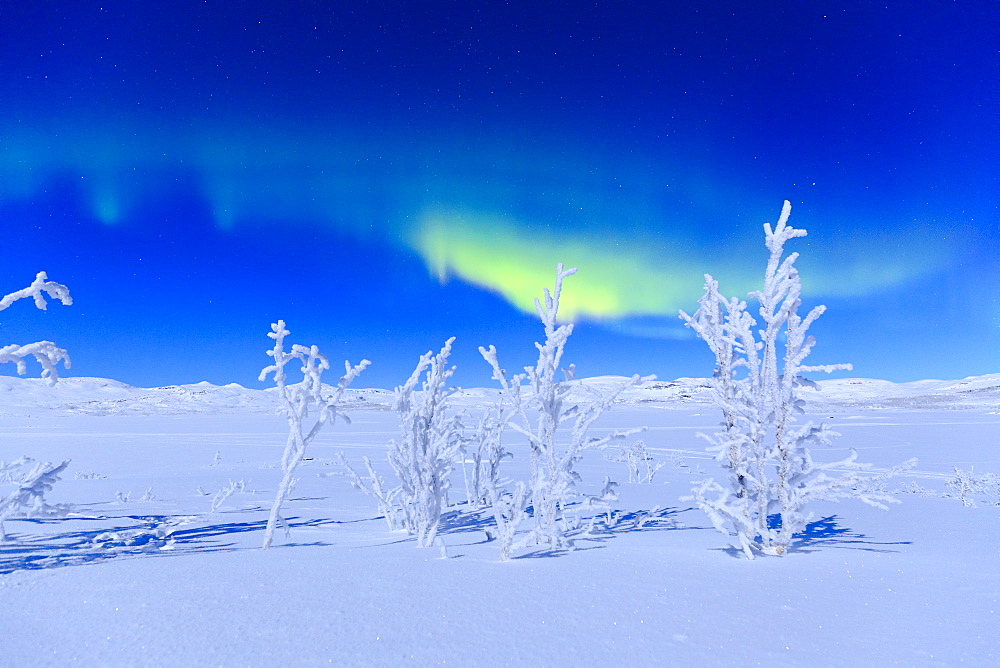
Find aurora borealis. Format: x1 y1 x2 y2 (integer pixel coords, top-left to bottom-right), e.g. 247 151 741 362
0 2 996 388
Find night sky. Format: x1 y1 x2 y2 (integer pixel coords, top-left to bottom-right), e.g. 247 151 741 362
1 2 997 389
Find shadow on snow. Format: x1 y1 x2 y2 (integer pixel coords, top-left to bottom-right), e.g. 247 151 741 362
0 513 341 575
789 514 912 554
0 507 910 573
433 503 703 559
713 514 913 559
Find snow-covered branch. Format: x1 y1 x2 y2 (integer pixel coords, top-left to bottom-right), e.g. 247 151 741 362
0 272 73 384
0 271 72 313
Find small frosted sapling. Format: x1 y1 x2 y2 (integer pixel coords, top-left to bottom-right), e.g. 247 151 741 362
612 439 663 484
343 338 464 547
485 479 530 561
480 264 652 553
464 402 510 509
260 320 369 550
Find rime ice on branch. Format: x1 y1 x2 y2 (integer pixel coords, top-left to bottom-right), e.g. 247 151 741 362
0 271 72 383
260 320 369 550
680 201 914 558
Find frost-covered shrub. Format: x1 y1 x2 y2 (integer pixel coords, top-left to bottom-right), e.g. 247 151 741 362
339 454 404 530
948 467 983 507
463 402 510 509
481 264 650 554
584 476 620 528
947 467 1000 508
0 458 71 541
0 271 72 382
209 479 249 513
980 473 1000 507
260 320 369 550
680 201 914 558
341 339 464 547
386 338 464 547
485 479 530 561
609 439 663 484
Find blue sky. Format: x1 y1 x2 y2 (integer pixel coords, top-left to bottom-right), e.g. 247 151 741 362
0 1 997 389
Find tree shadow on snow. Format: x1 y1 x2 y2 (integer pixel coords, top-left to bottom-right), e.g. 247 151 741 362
437 506 500 543
788 515 912 555
0 513 342 575
435 503 704 559
712 514 913 559
519 506 705 559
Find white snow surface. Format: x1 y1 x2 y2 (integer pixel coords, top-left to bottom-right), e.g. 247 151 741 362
1 373 998 665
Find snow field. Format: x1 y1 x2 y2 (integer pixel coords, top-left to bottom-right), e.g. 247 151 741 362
2 395 998 665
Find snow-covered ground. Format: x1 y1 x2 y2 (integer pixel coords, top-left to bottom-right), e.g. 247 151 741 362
2 375 998 665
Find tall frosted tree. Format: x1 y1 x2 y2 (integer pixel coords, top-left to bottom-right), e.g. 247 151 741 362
680 201 911 558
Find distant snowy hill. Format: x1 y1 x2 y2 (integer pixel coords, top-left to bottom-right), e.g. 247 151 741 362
803 374 1000 410
604 374 1000 411
536 373 1000 411
0 372 997 416
0 376 393 416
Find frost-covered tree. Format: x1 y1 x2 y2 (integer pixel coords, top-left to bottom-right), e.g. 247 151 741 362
260 320 369 550
0 271 72 382
386 337 465 547
464 402 510 509
481 264 650 553
680 201 913 558
342 338 466 546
